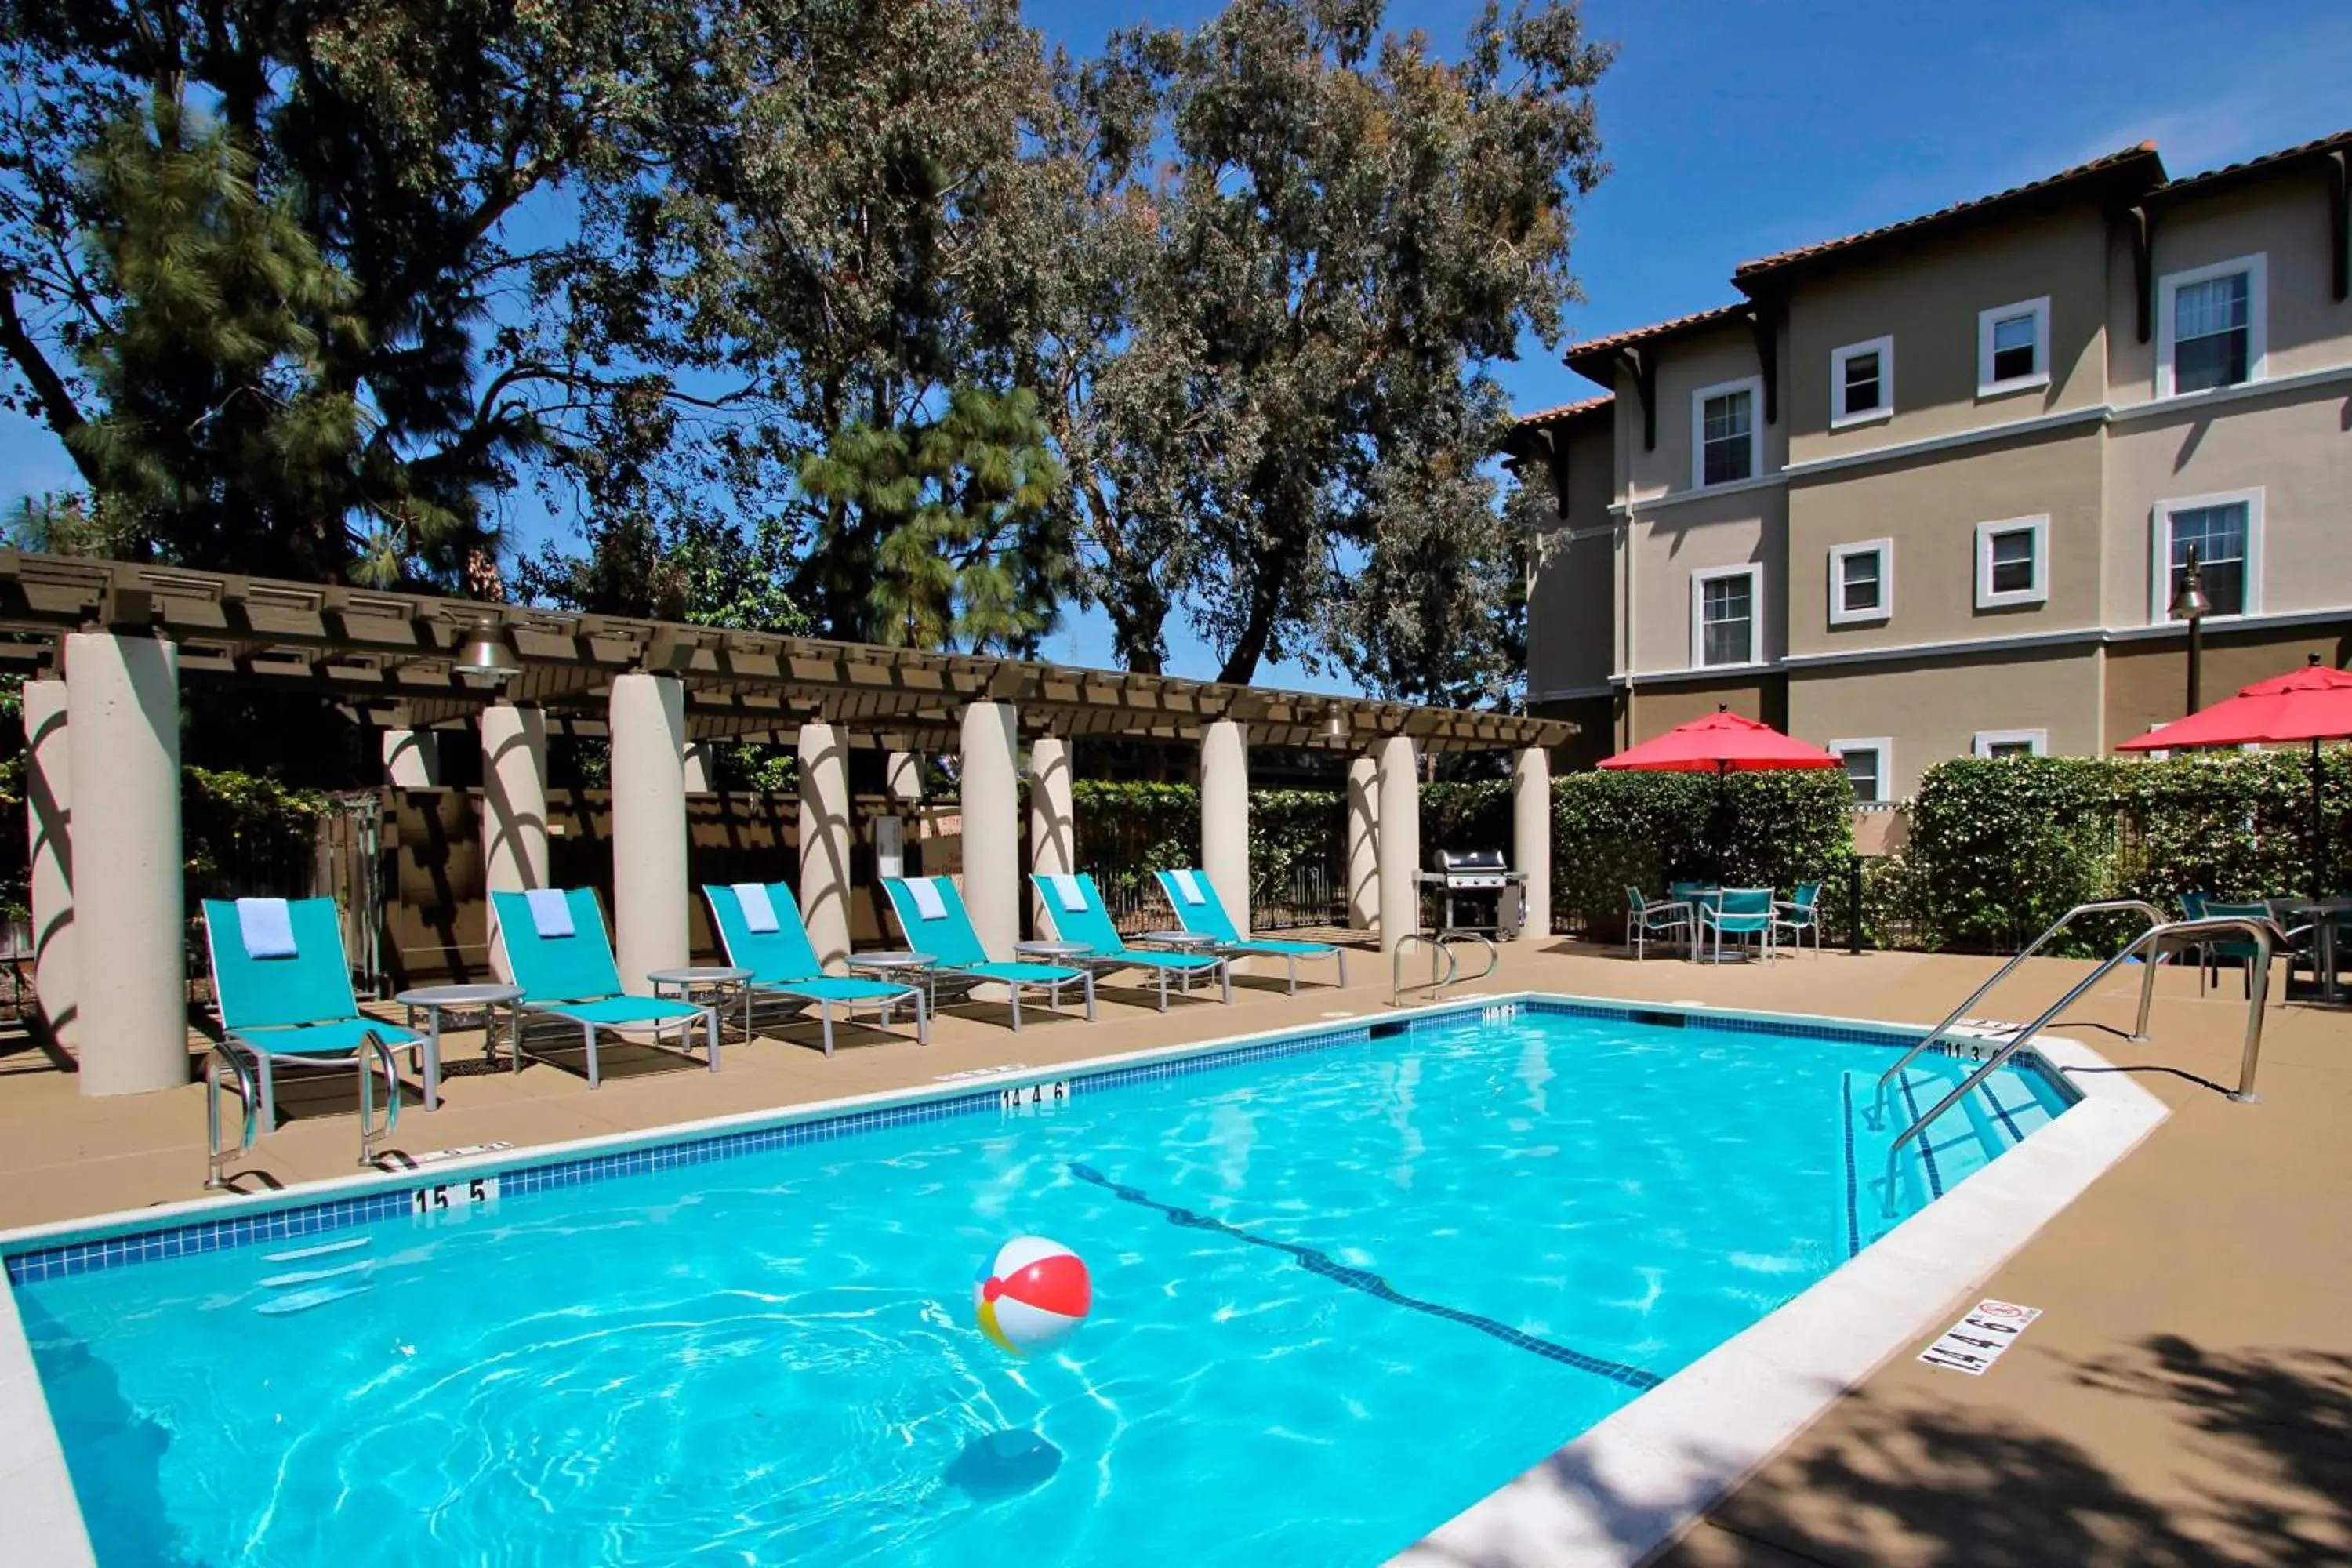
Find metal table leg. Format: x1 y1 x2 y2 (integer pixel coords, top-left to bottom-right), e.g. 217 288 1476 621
422 1005 442 1112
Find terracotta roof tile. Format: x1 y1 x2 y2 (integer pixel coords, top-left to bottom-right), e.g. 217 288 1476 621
1559 303 1751 368
1512 394 1613 428
1733 143 2165 281
2151 127 2352 202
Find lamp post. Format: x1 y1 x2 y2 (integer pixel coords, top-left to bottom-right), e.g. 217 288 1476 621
2169 545 2211 716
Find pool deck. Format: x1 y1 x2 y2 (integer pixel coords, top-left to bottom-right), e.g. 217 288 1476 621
2 940 2346 1566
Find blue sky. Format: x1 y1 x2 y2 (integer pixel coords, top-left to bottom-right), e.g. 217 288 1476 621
5 0 2347 694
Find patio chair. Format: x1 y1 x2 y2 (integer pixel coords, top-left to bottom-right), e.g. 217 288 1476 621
1699 887 1777 964
489 887 718 1087
1031 872 1232 1009
1773 881 1825 956
880 876 1095 1029
2199 898 2274 1000
1151 868 1346 993
1625 887 1693 960
201 896 423 1138
703 882 927 1055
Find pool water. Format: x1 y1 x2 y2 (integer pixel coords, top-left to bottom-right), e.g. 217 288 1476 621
16 1004 2069 1566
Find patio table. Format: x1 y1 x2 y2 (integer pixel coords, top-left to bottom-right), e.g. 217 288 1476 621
395 983 525 1109
2268 896 2352 1005
845 950 939 1021
648 965 755 1039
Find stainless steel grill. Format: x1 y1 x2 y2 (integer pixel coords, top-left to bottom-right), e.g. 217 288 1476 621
1417 849 1527 938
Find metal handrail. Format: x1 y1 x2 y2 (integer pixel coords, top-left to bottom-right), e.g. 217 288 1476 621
1391 935 1457 1007
1878 914 2280 1214
205 1043 260 1190
1441 931 1500 992
357 1029 401 1169
1869 899 2167 1125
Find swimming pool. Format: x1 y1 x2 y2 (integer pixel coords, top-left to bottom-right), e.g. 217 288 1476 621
6 997 2077 1566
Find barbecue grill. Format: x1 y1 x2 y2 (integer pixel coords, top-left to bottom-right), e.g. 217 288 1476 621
1417 848 1527 939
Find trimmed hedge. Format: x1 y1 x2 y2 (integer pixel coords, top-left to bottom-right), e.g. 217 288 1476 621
1883 751 2350 953
1070 771 1857 935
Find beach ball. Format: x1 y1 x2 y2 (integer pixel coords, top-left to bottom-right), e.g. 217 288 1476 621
974 1236 1091 1356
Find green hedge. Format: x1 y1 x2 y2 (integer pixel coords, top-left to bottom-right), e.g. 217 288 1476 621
1069 771 1857 934
1883 752 2350 953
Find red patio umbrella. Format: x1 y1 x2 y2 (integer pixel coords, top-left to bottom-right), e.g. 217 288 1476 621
2119 654 2352 896
1599 706 1842 773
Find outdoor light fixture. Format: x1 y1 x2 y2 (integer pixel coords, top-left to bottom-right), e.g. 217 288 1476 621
1321 704 1351 742
453 614 522 686
2169 545 2211 715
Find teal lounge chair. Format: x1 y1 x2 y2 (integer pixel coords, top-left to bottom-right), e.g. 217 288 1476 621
1151 868 1345 993
1031 872 1230 1009
703 882 927 1054
880 876 1094 1029
201 896 422 1137
490 887 717 1087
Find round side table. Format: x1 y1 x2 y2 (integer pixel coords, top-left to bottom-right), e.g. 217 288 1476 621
394 982 525 1107
648 965 756 1039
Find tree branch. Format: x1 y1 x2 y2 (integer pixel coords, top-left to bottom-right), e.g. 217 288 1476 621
0 287 100 486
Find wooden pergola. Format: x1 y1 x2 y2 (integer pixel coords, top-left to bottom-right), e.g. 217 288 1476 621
2 551 1568 1102
0 553 1572 756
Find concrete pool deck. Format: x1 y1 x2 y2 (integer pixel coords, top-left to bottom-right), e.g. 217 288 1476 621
2 940 2346 1565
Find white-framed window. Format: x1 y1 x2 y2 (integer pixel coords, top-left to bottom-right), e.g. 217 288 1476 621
1973 515 2049 608
1829 737 1893 804
1830 336 1894 427
1690 376 1762 488
1827 538 1893 626
2151 488 2261 622
2157 253 2267 397
1690 564 1762 669
1973 729 2047 760
1976 296 2051 397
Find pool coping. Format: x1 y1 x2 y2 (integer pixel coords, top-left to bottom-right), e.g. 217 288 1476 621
0 992 2136 1567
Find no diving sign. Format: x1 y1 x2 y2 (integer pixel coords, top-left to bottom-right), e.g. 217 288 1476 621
1918 1299 2042 1375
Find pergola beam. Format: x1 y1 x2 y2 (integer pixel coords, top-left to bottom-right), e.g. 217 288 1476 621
0 552 1577 754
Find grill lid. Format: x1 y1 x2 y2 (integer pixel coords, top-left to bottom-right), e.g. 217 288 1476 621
1433 848 1509 873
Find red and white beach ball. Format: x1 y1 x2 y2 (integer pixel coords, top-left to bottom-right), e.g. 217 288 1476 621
974 1236 1091 1356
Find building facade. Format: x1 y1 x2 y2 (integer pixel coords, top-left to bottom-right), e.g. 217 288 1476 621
1510 132 2352 797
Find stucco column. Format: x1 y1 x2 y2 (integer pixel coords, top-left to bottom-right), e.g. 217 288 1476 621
681 741 715 794
797 721 851 971
1345 753 1380 931
381 727 441 786
1026 735 1075 934
1375 735 1421 954
1200 719 1250 931
23 679 76 1057
609 672 689 992
885 750 924 805
481 702 549 982
1513 746 1553 945
65 633 184 1095
959 700 1020 959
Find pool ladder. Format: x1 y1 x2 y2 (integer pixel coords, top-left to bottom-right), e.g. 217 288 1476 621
1866 901 2288 1214
1390 931 1498 1007
206 1030 405 1189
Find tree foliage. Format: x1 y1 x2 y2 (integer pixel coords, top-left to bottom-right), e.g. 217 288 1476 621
1049 0 1609 688
5 0 1610 703
0 0 687 586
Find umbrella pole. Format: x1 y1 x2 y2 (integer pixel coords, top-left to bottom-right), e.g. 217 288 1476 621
2314 736 2327 899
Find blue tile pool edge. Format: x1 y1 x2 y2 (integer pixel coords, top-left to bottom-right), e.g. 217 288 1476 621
0 991 2075 1287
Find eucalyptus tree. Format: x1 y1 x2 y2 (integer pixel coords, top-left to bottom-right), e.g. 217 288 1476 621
1052 0 1610 685
562 0 1084 648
